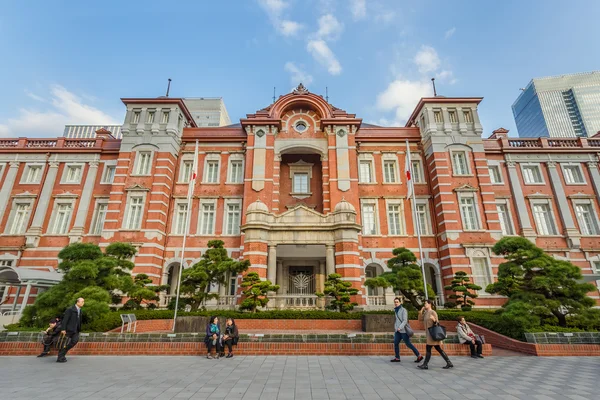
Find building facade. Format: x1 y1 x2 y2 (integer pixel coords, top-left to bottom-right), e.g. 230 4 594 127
513 71 600 138
1 85 600 315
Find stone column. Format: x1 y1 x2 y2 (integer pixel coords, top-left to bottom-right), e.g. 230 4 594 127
69 160 100 243
325 245 335 275
0 161 20 225
587 162 600 199
276 261 283 292
318 260 325 292
547 161 580 248
506 161 536 241
267 245 277 284
19 283 32 312
10 286 21 312
26 161 60 247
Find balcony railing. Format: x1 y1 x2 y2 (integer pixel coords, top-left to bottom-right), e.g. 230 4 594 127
366 296 386 306
486 136 600 151
280 295 319 308
0 137 119 150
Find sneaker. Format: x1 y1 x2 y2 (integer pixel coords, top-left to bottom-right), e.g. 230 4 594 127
226 353 233 358
206 355 213 359
471 355 479 359
56 358 67 363
390 358 401 363
417 364 428 370
414 355 423 363
477 355 484 359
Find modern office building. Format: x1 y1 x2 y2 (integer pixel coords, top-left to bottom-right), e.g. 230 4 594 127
512 71 600 138
1 84 599 316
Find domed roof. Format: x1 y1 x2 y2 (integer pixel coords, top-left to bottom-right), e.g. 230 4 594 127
246 199 269 213
334 198 356 213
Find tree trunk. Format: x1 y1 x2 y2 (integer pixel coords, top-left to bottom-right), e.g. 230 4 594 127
552 310 567 327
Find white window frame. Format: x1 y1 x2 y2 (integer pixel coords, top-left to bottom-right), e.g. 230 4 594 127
463 110 473 123
131 110 141 124
289 160 313 198
134 151 153 176
358 154 376 184
172 201 190 235
451 150 471 176
227 155 244 184
530 199 558 236
161 110 170 124
146 110 156 124
360 199 379 236
414 200 432 236
592 260 600 274
561 163 586 185
470 256 492 295
458 193 480 231
572 199 600 236
5 197 34 235
411 158 425 184
223 199 242 236
385 200 405 236
489 165 503 184
60 163 84 185
89 199 108 235
496 199 515 236
381 154 399 184
198 199 217 235
179 158 194 183
101 163 116 184
203 154 221 184
521 164 544 185
433 110 443 123
448 109 458 124
48 200 75 235
20 164 44 184
123 192 147 230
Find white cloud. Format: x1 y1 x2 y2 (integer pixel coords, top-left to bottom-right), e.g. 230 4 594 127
284 62 314 86
375 10 396 24
444 27 456 39
307 39 342 75
350 0 366 20
316 14 344 41
258 0 303 37
376 79 433 124
25 90 46 102
0 85 119 138
414 45 440 74
435 70 457 85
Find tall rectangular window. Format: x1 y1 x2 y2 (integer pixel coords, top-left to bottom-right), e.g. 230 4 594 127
147 111 155 124
575 203 599 235
460 197 479 231
205 161 219 183
433 111 443 123
135 152 151 175
64 165 82 184
180 160 193 182
411 160 423 183
90 203 107 235
24 165 42 183
463 110 473 123
471 257 491 292
448 110 458 123
415 204 430 235
383 161 397 183
361 204 377 235
9 204 30 234
126 197 144 230
200 203 215 235
594 261 600 273
229 160 243 183
101 165 116 184
229 275 237 296
387 204 402 235
522 165 543 184
496 203 514 235
359 161 373 183
173 204 189 235
489 166 502 184
452 152 469 175
533 203 556 235
225 203 241 235
161 111 170 123
563 165 584 184
293 173 309 193
132 111 141 124
52 204 72 234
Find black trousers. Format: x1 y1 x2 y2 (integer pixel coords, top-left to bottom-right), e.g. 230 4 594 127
465 339 482 355
223 338 236 353
424 344 451 364
41 335 57 353
206 339 223 354
57 332 79 360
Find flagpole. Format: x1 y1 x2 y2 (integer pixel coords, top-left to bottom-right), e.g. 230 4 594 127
172 140 198 332
406 141 428 300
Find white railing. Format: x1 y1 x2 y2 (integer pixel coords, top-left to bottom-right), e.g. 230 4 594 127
217 296 235 306
366 296 386 306
280 295 319 308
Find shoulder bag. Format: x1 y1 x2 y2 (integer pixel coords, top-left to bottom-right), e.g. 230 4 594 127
428 322 447 341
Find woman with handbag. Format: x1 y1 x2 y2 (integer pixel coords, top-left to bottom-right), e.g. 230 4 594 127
417 299 453 370
390 297 423 363
457 316 484 359
222 318 239 358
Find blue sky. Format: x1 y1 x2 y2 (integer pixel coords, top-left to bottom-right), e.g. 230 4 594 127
1 0 599 138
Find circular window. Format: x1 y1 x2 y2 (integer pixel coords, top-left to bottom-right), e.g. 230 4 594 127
294 121 308 133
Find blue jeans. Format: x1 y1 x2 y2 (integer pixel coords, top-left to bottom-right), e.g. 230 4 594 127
394 331 420 359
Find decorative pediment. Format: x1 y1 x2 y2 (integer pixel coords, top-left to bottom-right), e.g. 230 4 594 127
126 184 150 191
526 192 552 199
568 192 595 199
292 83 309 95
54 191 78 198
13 191 37 198
285 202 317 210
453 184 478 192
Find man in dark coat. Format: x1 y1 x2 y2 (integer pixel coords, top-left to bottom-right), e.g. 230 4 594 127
56 297 84 363
37 317 62 357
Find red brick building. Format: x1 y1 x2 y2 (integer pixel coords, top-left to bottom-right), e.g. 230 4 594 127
1 84 599 314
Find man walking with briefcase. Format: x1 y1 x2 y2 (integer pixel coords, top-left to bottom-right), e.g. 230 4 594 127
57 297 84 363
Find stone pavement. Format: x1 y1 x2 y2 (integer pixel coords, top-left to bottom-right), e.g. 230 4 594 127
0 355 597 400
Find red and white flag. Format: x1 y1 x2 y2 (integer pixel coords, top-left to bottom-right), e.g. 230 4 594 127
187 140 199 199
405 140 413 200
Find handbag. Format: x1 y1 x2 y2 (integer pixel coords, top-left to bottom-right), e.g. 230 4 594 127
476 334 485 344
55 333 70 350
404 324 415 338
428 322 447 341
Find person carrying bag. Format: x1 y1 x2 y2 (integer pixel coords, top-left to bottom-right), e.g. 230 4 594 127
417 299 453 370
390 297 423 363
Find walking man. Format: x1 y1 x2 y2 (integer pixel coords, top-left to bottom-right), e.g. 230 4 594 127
57 297 84 363
390 297 423 363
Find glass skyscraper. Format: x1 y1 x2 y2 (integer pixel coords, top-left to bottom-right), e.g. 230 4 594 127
512 71 600 138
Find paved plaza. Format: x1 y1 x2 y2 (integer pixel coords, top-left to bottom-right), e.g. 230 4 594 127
0 355 598 400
